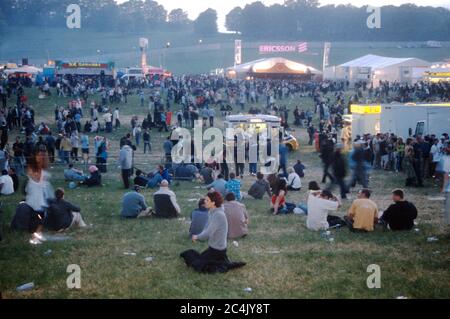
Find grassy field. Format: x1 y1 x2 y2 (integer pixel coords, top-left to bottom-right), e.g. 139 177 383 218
1 27 450 74
0 87 449 299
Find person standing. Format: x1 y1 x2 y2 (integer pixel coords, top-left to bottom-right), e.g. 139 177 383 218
208 107 215 127
441 144 450 226
12 137 25 176
119 144 133 189
143 129 151 154
80 134 89 166
133 125 142 147
45 133 56 164
113 107 120 129
70 132 79 162
329 144 348 199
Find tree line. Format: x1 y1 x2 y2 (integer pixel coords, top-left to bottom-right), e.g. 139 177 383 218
0 0 449 41
226 0 450 40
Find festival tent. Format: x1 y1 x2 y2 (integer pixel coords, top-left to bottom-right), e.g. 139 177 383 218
3 65 42 75
226 57 322 80
324 54 431 86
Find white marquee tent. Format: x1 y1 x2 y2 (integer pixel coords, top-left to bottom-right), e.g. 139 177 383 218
324 54 431 86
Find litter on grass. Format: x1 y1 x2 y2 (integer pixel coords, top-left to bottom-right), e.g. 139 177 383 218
123 252 137 256
427 237 439 242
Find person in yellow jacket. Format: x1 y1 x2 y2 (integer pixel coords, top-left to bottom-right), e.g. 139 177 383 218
60 135 72 164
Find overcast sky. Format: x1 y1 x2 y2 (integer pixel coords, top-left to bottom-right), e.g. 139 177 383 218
116 0 450 32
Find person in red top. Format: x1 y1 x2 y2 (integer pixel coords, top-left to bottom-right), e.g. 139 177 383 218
271 178 287 215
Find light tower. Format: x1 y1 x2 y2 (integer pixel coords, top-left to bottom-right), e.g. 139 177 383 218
139 37 149 74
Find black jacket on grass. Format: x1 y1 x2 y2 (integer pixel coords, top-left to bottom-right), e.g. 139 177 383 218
46 198 81 231
381 201 418 231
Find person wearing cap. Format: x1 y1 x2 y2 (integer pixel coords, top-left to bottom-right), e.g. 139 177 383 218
120 185 152 218
344 189 378 232
153 179 180 218
81 165 101 187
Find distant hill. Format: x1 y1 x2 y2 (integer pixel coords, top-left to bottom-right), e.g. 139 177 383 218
1 27 449 75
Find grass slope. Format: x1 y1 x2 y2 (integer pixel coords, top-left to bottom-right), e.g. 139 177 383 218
0 87 449 298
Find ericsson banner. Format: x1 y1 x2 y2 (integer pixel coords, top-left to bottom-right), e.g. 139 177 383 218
259 42 308 54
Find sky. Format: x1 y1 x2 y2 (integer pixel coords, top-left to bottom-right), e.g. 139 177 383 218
116 0 450 32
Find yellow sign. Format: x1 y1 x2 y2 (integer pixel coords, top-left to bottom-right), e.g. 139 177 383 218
426 72 450 77
350 104 381 114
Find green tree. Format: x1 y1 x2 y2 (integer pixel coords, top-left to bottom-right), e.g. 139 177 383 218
193 9 218 36
225 7 242 33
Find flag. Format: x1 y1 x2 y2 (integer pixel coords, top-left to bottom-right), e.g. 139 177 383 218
297 42 308 53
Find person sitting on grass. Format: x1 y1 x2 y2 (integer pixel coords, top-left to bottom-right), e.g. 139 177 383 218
294 159 305 178
306 189 342 231
225 172 241 201
147 165 172 188
121 185 152 219
11 202 43 235
379 189 418 231
199 163 214 185
344 188 378 232
248 172 271 200
153 179 181 218
181 191 246 273
287 167 302 191
206 174 227 197
189 198 209 236
223 192 249 239
294 181 321 215
64 163 87 182
81 165 101 187
174 163 199 181
0 169 15 195
271 179 295 215
46 188 87 231
134 169 149 188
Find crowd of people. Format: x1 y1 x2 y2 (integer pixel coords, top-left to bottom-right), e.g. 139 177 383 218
0 72 449 273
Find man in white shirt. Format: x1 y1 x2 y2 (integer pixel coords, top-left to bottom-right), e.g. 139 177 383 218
306 190 341 231
0 169 15 195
